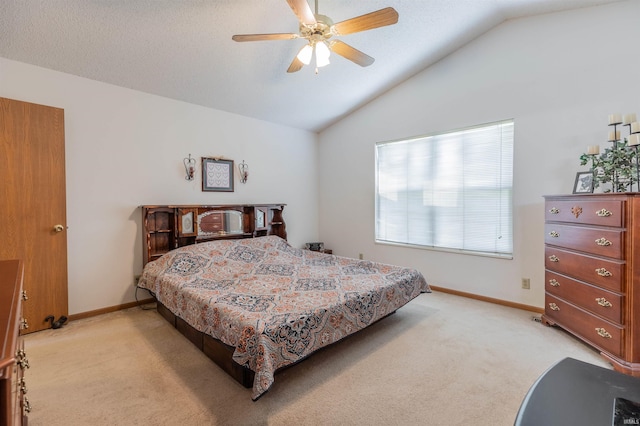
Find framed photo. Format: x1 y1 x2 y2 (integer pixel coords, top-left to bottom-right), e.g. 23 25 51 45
573 171 594 194
255 207 268 230
202 158 234 192
177 208 197 237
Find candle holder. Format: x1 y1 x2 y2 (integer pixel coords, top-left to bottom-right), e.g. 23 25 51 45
629 130 640 192
608 122 621 192
238 160 249 184
183 154 196 181
587 153 598 181
580 114 639 193
634 145 640 192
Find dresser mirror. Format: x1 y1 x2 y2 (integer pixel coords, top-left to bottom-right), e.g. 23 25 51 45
198 209 245 237
225 210 244 234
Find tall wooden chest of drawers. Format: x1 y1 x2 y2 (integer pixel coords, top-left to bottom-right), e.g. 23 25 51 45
0 260 29 425
543 194 640 376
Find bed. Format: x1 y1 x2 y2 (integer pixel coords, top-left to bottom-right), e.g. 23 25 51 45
138 235 429 400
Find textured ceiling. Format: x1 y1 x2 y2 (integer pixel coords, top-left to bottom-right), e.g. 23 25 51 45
0 0 623 132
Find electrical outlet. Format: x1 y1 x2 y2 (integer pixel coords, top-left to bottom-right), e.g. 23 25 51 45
521 278 531 290
358 253 364 260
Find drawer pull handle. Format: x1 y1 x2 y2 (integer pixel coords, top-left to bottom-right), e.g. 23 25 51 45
549 279 560 287
16 348 29 370
548 303 560 311
549 231 559 238
595 327 612 338
596 209 612 217
595 238 612 246
549 207 560 214
548 255 559 262
595 268 612 277
18 357 30 370
596 297 613 307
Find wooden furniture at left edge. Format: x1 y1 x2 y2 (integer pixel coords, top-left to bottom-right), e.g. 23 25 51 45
140 204 286 387
0 260 30 426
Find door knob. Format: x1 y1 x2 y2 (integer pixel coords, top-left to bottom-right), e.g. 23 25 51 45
53 224 64 232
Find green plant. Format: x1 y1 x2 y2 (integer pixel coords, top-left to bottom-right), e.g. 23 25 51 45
579 139 638 192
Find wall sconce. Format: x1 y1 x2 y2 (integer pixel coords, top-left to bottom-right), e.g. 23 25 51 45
183 154 196 181
238 160 249 184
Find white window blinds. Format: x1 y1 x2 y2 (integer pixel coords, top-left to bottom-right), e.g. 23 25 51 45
375 120 514 257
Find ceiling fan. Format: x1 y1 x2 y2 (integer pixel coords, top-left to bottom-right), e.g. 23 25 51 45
231 0 399 73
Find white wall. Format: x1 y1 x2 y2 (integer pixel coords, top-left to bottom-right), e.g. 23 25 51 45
318 0 640 308
0 57 319 315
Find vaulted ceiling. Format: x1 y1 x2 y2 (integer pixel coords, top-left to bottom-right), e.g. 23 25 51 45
0 0 623 132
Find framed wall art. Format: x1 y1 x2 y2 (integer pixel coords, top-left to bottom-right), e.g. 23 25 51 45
202 158 234 192
573 171 594 194
177 208 197 237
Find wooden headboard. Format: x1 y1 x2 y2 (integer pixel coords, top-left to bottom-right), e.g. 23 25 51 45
141 204 286 266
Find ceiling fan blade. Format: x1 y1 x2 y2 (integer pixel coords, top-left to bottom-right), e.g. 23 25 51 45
287 45 309 73
287 56 305 73
332 7 399 36
329 40 375 67
232 33 299 42
286 0 316 26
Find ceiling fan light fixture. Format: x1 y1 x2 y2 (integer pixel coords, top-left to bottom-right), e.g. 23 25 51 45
315 41 330 67
232 1 399 74
297 44 313 65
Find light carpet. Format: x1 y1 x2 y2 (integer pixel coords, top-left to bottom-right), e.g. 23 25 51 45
23 291 607 425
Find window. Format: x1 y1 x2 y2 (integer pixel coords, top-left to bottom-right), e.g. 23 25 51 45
375 120 514 258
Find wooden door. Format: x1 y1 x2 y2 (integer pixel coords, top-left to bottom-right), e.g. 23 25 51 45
0 97 68 334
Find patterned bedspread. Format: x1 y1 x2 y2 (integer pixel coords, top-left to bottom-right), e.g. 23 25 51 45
138 236 429 400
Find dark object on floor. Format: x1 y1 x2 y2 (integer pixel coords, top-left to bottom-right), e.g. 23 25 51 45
614 398 640 426
44 315 68 329
305 242 324 251
514 357 640 426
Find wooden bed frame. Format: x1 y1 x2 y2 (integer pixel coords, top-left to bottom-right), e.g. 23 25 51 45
141 203 402 394
157 301 255 387
156 301 397 390
141 204 287 267
141 203 286 388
